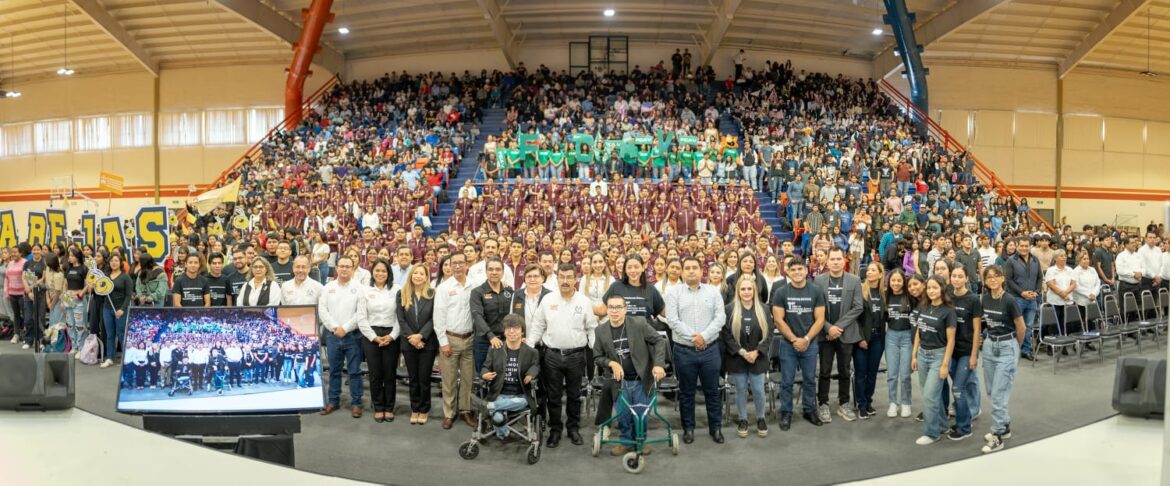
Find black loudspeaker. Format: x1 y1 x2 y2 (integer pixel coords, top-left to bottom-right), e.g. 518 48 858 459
1112 357 1165 419
0 353 76 411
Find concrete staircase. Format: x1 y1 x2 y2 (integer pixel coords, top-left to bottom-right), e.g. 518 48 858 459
718 111 790 243
430 107 506 235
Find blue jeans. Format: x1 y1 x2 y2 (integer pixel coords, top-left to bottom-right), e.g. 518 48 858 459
673 343 722 432
942 356 981 422
948 356 977 434
917 347 947 439
789 201 804 219
1016 296 1038 355
326 332 365 407
316 262 330 284
897 181 913 197
982 339 1019 435
852 331 885 411
743 165 758 190
885 329 913 406
490 394 529 439
101 304 126 361
617 379 651 442
730 372 766 420
778 339 818 414
473 335 490 373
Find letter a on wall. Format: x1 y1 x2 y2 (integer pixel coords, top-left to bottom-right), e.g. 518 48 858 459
100 216 126 255
46 209 67 246
0 211 17 248
135 206 170 260
27 212 47 246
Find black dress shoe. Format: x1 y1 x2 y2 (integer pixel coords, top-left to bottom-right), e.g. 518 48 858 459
779 413 792 431
802 412 823 426
1021 353 1036 362
567 429 583 445
682 430 695 444
710 430 725 444
547 431 561 448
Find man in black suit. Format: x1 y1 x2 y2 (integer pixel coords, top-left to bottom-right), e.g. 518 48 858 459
593 294 666 456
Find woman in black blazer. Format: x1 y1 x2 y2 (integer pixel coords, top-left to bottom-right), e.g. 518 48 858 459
724 252 769 305
721 275 772 439
396 265 438 425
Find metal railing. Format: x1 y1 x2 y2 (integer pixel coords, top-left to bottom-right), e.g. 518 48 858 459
878 79 1054 233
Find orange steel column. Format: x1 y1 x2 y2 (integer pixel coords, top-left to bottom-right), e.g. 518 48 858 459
284 0 334 130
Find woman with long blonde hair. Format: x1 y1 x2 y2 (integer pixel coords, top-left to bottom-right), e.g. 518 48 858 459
397 264 437 425
579 251 613 308
721 275 772 438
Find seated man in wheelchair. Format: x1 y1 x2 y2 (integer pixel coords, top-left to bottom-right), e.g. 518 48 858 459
169 357 194 397
593 294 666 455
209 353 231 395
480 315 540 440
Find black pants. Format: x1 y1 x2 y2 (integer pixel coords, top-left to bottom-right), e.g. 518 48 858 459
403 345 438 414
817 339 854 406
542 349 586 434
7 295 22 339
1119 281 1142 320
228 361 242 387
192 364 206 389
361 328 401 413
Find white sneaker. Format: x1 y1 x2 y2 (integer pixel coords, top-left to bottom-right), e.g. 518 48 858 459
915 435 941 445
10 336 18 344
21 343 30 350
837 403 858 422
887 404 899 418
900 404 913 418
817 403 833 424
99 359 113 368
74 351 82 360
982 435 1004 454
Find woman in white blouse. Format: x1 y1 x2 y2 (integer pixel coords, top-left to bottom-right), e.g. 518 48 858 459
1071 250 1101 325
654 258 684 297
1044 250 1077 336
578 252 613 311
760 254 785 297
359 259 401 423
238 257 282 307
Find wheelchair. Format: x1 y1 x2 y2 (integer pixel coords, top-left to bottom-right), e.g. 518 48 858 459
591 382 679 474
458 379 543 465
168 375 193 397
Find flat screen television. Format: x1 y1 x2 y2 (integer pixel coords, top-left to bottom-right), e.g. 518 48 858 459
115 305 325 415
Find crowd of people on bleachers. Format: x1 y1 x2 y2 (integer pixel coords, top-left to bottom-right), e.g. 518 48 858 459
2 62 1169 461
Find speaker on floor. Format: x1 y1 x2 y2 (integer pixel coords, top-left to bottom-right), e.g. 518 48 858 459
0 353 76 411
1112 357 1165 419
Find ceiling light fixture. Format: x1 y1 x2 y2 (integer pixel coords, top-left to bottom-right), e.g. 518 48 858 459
338 26 350 35
872 27 883 36
603 8 615 17
1140 6 1156 77
58 4 74 76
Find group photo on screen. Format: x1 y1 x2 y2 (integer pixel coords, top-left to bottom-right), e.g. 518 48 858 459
116 306 325 414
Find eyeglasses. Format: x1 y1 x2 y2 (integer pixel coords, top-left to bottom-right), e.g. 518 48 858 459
337 264 354 269
606 305 626 310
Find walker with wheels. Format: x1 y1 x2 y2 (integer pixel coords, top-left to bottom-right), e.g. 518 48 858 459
590 385 679 474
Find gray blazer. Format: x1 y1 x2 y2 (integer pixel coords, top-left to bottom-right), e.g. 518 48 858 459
813 272 864 344
592 316 666 395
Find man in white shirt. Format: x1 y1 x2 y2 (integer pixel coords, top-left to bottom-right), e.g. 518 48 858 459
977 233 997 270
526 263 598 448
467 239 514 288
1115 236 1144 309
539 251 559 292
282 256 324 305
1136 232 1164 295
433 252 477 429
361 206 380 233
318 256 368 418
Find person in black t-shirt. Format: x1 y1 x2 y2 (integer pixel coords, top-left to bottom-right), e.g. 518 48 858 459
205 252 232 307
979 264 1025 454
883 269 915 418
595 255 665 429
852 263 887 420
226 248 250 303
770 258 826 430
945 266 983 440
481 315 540 440
911 276 956 445
171 254 210 307
270 241 295 284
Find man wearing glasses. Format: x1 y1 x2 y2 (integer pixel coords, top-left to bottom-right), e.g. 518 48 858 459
592 295 666 455
434 253 478 429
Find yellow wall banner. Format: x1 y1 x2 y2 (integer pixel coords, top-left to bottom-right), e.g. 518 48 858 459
99 171 125 196
135 206 170 260
0 211 16 248
27 212 47 246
